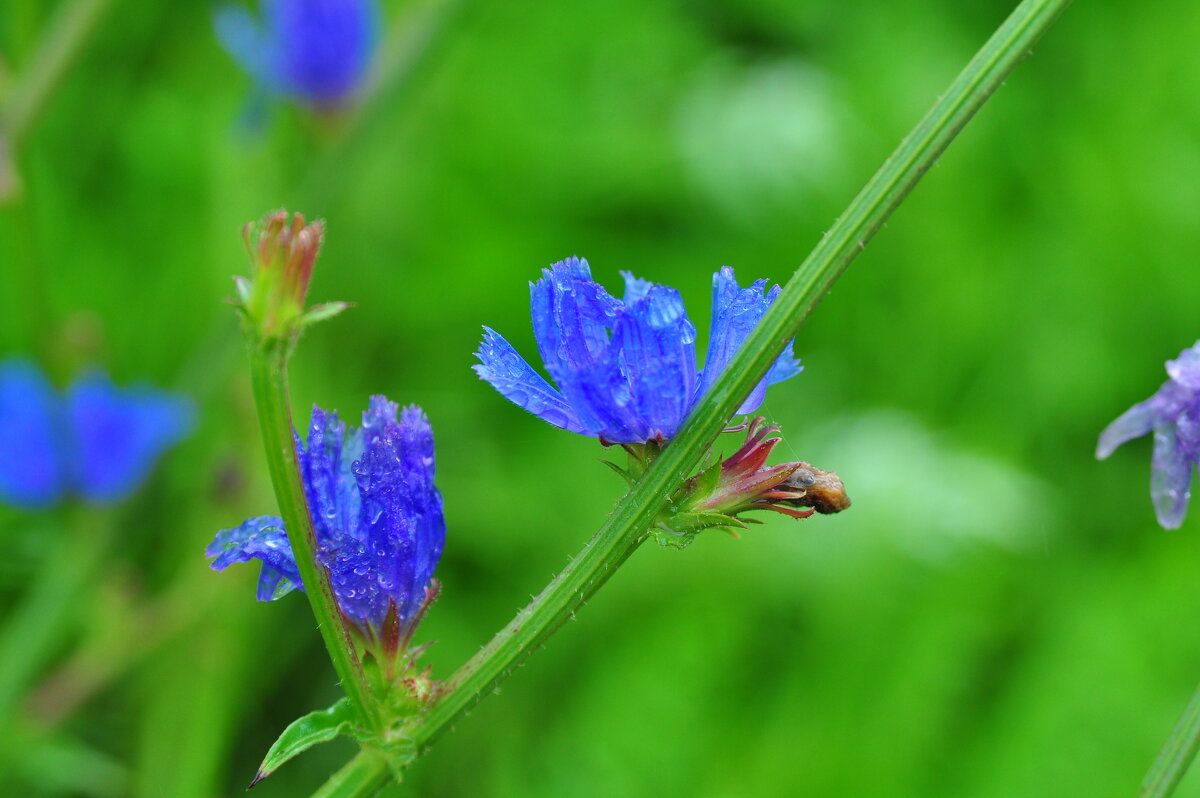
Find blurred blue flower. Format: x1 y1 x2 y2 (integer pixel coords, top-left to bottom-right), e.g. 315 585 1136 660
215 0 377 108
0 360 194 508
474 258 801 445
1097 342 1200 529
207 398 445 633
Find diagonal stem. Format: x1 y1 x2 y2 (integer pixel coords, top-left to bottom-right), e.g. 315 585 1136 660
418 0 1073 753
1 0 114 146
1137 680 1200 798
314 0 1072 792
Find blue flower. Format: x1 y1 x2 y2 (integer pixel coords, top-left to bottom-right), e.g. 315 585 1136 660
473 258 801 445
207 398 445 633
0 360 194 508
215 0 377 108
1098 341 1200 529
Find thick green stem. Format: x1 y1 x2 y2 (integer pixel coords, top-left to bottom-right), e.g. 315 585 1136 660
1137 681 1200 798
248 345 380 731
311 750 388 798
318 0 1071 791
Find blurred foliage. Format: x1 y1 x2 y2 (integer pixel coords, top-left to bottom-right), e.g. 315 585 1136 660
2 0 1200 795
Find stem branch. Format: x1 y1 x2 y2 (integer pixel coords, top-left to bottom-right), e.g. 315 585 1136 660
311 750 388 798
2 0 114 146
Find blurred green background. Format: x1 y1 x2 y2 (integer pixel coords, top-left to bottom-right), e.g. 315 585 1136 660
3 0 1200 795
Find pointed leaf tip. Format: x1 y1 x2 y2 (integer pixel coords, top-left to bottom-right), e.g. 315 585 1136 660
253 698 358 785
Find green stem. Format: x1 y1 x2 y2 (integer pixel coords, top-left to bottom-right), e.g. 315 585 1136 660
311 750 388 798
248 345 380 731
1 0 113 146
1137 681 1200 798
319 0 1071 789
0 505 114 722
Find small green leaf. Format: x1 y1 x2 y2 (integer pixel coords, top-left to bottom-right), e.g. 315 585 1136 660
250 698 359 788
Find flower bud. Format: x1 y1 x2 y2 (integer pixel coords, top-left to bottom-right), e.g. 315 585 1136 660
657 417 849 545
234 210 345 347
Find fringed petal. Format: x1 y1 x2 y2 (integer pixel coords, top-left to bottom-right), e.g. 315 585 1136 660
698 268 801 416
608 283 697 441
473 327 585 433
206 516 302 601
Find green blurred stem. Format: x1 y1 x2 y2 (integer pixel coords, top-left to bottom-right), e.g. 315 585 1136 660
1137 681 1200 798
312 750 388 798
1 0 114 145
248 344 381 732
296 0 463 210
0 506 114 723
320 0 1071 790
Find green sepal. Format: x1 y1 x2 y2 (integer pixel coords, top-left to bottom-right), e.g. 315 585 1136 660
689 457 723 499
599 459 635 486
298 300 352 328
653 510 747 548
250 698 365 788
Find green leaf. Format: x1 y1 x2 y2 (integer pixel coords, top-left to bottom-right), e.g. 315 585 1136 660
250 699 359 788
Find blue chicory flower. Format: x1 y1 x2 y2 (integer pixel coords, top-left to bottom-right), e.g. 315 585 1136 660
215 0 378 108
0 360 194 508
473 257 802 445
1097 341 1200 529
207 397 445 632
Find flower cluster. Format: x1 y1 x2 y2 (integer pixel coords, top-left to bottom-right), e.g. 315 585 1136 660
474 257 801 445
1098 341 1200 529
208 397 444 644
0 360 193 508
216 0 377 109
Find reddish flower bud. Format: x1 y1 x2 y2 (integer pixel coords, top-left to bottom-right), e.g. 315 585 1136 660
233 210 345 347
655 417 849 544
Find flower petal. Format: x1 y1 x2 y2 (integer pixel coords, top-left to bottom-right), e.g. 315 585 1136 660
206 515 301 601
698 268 801 416
607 282 697 440
297 405 362 546
1167 342 1200 390
1096 397 1157 459
214 5 275 88
1151 424 1194 529
67 371 194 504
266 0 377 105
530 257 618 373
473 326 585 433
0 360 64 508
347 401 445 625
